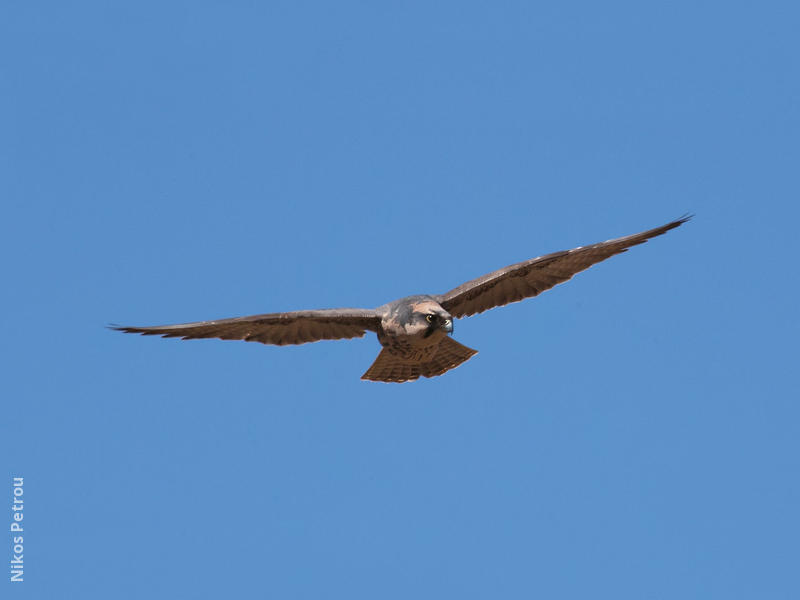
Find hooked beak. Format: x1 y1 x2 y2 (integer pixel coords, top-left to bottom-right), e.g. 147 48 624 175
443 318 453 334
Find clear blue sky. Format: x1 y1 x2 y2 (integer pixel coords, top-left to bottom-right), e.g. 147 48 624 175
3 1 798 598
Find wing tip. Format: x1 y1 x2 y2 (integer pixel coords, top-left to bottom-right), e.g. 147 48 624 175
670 213 693 227
108 323 135 334
108 323 172 337
646 213 692 239
624 213 693 246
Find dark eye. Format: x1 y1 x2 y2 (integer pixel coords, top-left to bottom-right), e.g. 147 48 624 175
425 314 434 323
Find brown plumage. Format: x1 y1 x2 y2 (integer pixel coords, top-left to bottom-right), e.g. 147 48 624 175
114 216 690 382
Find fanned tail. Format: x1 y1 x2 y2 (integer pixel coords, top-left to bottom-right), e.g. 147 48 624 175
361 337 478 383
361 349 423 383
419 336 479 379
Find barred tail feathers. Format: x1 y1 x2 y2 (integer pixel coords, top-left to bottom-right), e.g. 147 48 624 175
361 337 478 383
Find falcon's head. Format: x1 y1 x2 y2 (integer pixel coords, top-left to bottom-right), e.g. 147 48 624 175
381 296 455 340
403 299 453 338
420 309 453 337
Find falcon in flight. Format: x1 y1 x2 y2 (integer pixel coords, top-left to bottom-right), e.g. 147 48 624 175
115 217 689 382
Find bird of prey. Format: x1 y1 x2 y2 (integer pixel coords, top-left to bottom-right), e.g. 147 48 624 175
114 217 689 383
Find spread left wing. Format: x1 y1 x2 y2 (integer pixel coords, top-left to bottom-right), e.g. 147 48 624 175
112 308 380 346
438 216 690 318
